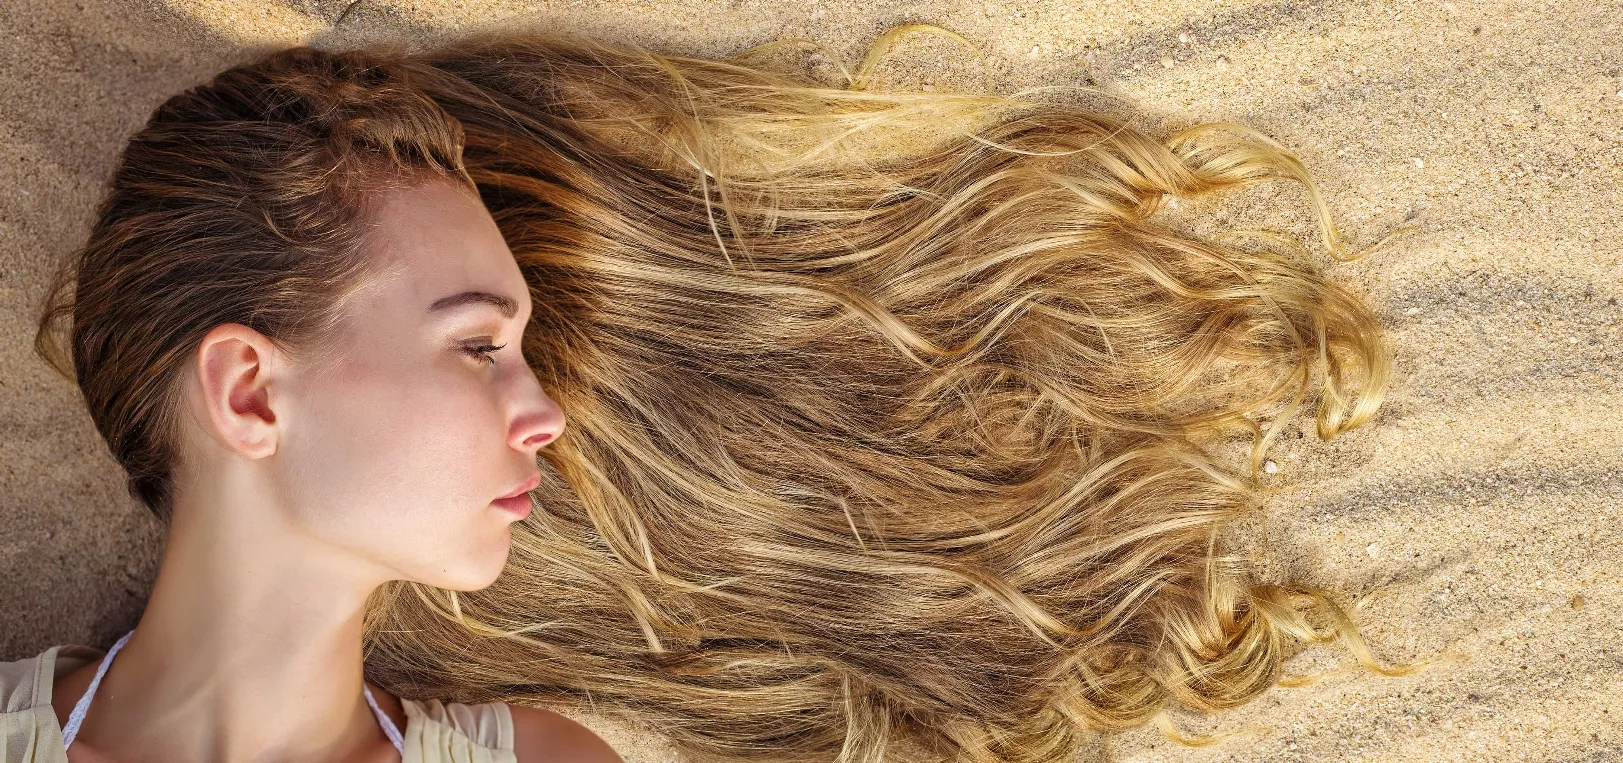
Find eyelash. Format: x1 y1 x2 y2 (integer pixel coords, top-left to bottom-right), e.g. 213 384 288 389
461 342 507 366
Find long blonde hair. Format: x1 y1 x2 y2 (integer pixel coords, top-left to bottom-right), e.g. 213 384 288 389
216 27 1415 763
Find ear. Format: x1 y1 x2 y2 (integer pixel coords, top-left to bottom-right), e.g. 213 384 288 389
191 323 282 459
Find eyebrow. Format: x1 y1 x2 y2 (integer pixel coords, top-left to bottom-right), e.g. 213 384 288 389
428 290 519 319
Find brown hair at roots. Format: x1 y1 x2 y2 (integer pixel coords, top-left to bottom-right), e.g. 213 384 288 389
38 26 1421 763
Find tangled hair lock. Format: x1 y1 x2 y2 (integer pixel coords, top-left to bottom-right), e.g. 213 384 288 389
44 26 1420 763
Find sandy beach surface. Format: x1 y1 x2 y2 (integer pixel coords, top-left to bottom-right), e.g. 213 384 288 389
3 1 1619 760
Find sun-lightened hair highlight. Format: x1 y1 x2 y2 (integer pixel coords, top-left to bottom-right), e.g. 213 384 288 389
317 28 1419 763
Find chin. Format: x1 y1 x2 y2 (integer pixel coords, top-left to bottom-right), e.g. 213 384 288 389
445 536 515 592
425 566 505 593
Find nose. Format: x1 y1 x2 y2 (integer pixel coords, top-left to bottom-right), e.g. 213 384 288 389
506 365 565 455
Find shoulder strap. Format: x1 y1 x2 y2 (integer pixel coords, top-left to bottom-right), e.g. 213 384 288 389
365 684 407 754
61 630 132 748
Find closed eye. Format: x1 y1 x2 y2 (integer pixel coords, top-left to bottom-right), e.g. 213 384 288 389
461 341 507 366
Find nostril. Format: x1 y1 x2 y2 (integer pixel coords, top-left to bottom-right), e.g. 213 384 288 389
522 431 554 448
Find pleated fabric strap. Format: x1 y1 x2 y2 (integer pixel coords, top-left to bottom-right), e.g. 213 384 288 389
60 628 406 757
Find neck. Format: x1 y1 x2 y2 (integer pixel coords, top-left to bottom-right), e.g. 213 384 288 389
76 470 398 762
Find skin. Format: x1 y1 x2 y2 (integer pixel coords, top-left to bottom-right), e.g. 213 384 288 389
50 176 623 763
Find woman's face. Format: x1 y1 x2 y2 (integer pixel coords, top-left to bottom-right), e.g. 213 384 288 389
270 176 563 591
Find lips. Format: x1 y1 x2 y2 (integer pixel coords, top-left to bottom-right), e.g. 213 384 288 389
492 473 541 518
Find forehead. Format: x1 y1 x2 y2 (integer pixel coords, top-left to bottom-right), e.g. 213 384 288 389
354 176 523 310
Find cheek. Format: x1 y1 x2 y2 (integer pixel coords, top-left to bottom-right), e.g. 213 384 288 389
278 351 509 561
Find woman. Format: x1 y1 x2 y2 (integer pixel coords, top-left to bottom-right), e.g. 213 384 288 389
5 47 622 762
13 26 1416 763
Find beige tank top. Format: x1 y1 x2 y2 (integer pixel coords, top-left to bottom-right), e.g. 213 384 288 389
0 643 517 763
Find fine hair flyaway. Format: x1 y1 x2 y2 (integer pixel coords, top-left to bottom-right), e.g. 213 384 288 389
36 23 1432 763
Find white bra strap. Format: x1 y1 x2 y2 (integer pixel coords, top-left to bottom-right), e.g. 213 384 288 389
364 683 406 755
62 628 406 757
61 628 134 748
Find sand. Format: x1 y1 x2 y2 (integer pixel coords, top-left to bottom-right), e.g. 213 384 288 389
2 0 1619 760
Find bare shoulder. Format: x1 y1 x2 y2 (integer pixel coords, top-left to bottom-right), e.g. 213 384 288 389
509 704 625 763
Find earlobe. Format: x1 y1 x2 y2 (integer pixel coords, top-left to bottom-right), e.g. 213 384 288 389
193 323 281 459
